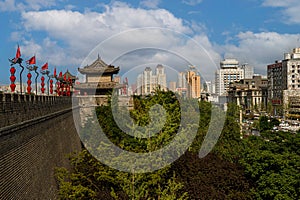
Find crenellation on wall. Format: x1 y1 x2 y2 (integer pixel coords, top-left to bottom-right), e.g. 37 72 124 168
0 94 72 128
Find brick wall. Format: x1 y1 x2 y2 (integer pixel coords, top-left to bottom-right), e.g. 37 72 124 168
0 93 72 128
0 94 82 199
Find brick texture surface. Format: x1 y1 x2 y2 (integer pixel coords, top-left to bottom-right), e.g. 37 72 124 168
0 94 82 200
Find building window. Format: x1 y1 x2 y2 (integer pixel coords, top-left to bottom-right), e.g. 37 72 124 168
292 80 295 83
292 65 295 68
292 70 295 73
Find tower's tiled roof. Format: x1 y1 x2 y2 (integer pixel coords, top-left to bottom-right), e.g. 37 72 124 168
78 56 120 75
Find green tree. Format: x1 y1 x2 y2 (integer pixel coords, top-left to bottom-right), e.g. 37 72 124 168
259 116 271 131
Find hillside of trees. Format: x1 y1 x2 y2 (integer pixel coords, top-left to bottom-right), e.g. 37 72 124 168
55 91 300 199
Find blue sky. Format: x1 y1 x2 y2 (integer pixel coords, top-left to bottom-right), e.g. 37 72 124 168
1 0 300 85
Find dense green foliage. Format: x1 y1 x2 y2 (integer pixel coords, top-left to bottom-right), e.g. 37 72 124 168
239 131 300 199
55 91 299 199
258 116 280 131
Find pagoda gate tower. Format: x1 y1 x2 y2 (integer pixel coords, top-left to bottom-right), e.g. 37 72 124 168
76 55 123 106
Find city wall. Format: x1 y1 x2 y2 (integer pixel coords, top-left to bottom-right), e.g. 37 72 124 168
0 93 82 199
0 93 73 128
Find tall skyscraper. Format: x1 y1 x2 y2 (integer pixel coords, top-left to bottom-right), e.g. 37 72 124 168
156 64 167 91
136 74 143 95
186 66 201 98
268 47 300 104
215 58 244 96
136 64 167 95
144 67 152 94
241 63 254 79
169 81 176 92
177 72 187 89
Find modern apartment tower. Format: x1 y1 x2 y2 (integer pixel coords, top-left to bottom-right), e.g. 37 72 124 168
268 47 300 117
215 58 244 96
136 64 167 95
186 66 201 98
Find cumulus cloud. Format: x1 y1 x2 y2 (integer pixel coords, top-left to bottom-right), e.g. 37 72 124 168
262 0 300 24
20 1 223 82
21 38 74 66
19 2 221 80
0 0 16 11
0 0 57 11
15 1 300 83
219 31 300 75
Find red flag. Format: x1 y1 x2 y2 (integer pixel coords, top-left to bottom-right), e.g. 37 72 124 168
41 62 48 70
54 67 56 77
26 56 36 65
16 45 21 59
59 71 62 78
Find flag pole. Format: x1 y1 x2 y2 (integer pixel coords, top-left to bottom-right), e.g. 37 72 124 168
18 62 24 94
34 66 39 95
46 71 50 96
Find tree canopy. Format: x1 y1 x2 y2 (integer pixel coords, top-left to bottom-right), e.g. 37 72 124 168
55 91 299 199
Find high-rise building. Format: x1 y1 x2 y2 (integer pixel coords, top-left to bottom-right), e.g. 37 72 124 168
136 74 143 95
176 72 187 96
241 63 254 79
268 48 300 117
177 72 187 89
186 66 201 98
136 64 167 95
204 81 216 94
215 58 244 96
268 48 300 103
144 67 152 94
169 81 176 92
267 61 283 103
156 64 167 91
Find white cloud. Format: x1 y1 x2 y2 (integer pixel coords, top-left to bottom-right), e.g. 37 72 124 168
262 0 300 24
140 0 161 9
19 1 222 81
20 2 208 72
0 0 16 11
182 0 203 6
17 1 300 83
0 0 57 11
219 31 300 75
262 0 296 7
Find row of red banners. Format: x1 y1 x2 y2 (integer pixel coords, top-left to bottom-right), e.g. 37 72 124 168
9 45 73 96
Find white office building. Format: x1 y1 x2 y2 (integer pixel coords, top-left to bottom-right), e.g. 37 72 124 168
215 58 244 96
